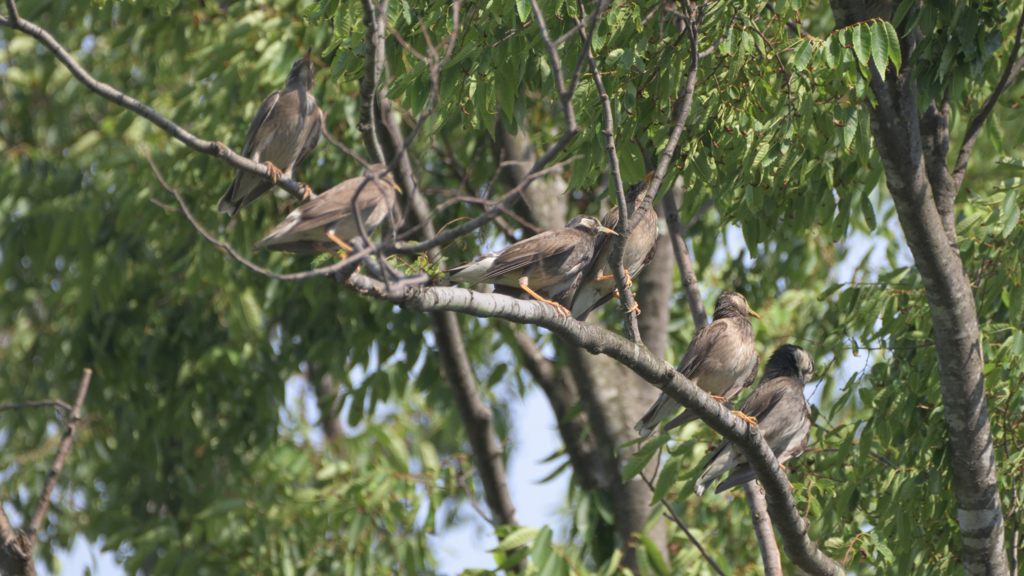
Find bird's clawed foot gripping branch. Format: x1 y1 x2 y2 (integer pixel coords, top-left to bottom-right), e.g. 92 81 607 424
0 0 850 573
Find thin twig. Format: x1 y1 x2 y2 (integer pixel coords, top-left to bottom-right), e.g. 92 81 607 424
639 470 726 576
26 368 92 549
0 12 309 200
0 400 73 414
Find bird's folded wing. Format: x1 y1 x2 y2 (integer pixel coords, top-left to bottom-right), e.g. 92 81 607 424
241 91 282 157
713 465 757 494
288 184 387 232
295 107 323 168
479 231 578 282
736 379 791 431
675 320 731 376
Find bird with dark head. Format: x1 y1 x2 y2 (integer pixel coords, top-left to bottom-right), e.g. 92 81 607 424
446 214 618 317
569 172 658 320
253 164 399 254
694 344 815 496
218 49 324 217
634 291 761 438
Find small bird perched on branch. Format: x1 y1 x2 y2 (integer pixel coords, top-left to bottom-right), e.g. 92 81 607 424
634 291 761 438
694 344 815 496
570 172 658 320
446 215 618 317
253 164 399 254
218 49 323 216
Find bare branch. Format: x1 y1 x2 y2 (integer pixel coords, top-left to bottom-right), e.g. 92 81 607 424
639 471 726 576
574 6 641 343
0 400 73 414
661 188 708 328
952 6 1024 187
745 483 784 576
0 13 309 200
358 0 388 163
26 368 92 549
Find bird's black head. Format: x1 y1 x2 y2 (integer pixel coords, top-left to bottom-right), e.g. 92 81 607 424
287 49 316 90
712 291 760 321
763 344 815 384
567 214 618 236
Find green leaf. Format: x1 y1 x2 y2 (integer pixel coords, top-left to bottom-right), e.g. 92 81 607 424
638 534 670 576
650 457 682 503
892 0 914 26
792 39 813 72
489 526 540 552
516 0 531 24
871 21 889 80
621 434 670 482
853 24 871 68
997 156 1024 170
530 526 553 569
884 21 902 69
997 177 1024 190
861 192 876 230
1002 189 1020 238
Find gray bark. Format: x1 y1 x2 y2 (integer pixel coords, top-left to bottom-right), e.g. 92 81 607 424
830 2 1010 573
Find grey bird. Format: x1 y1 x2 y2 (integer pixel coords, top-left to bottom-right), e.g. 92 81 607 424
634 291 761 438
218 49 324 216
569 172 658 320
253 164 399 254
447 215 618 316
694 344 815 496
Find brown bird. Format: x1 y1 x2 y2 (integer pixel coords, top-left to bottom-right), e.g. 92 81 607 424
569 172 658 320
634 291 760 438
218 50 323 216
695 344 815 496
446 215 617 316
253 164 399 254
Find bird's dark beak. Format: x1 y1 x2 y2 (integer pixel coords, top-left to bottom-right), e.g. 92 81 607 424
303 48 313 62
644 171 654 185
749 309 761 319
599 225 618 236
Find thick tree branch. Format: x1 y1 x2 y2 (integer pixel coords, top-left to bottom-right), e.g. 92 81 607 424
514 331 608 489
0 12 309 200
830 2 1010 573
746 483 784 576
338 275 844 575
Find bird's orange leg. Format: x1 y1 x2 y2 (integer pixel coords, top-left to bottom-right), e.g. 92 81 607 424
299 183 315 201
596 270 633 288
709 395 727 402
518 277 570 317
326 231 354 255
262 161 284 183
732 410 758 426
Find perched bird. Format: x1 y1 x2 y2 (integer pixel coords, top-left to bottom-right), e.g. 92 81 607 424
569 172 658 320
447 215 617 316
694 344 816 496
253 164 399 254
634 291 760 438
218 49 324 216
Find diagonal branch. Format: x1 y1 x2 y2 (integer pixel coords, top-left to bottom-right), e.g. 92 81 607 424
0 12 309 200
26 368 93 549
574 3 641 343
335 274 844 575
952 6 1024 188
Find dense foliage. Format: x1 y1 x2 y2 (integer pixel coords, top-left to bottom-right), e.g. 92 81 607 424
1 0 1022 574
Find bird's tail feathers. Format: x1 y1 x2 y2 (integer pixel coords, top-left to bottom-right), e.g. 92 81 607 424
694 445 739 497
713 464 757 494
634 393 680 439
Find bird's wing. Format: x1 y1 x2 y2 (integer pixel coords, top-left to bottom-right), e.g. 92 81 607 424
675 319 731 377
296 182 389 232
240 90 282 157
713 465 756 494
479 230 579 282
294 104 323 168
569 211 618 313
